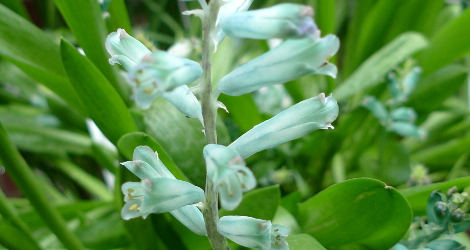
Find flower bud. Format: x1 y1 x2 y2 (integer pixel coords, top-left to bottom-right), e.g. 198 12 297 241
229 93 338 158
388 122 427 139
217 216 290 250
362 96 389 124
219 3 319 40
105 28 151 71
390 107 417 123
217 35 339 96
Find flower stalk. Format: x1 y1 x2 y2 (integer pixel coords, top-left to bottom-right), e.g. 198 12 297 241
200 0 230 249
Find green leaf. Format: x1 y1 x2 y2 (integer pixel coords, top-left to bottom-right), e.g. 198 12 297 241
348 0 403 72
412 133 470 167
117 131 188 182
333 32 429 102
143 98 230 186
0 0 30 20
287 234 327 250
399 177 470 216
407 65 467 112
60 39 137 144
419 7 470 75
298 178 412 249
219 185 280 221
105 0 132 34
0 121 85 250
0 4 85 113
0 220 42 250
53 0 128 97
426 239 464 250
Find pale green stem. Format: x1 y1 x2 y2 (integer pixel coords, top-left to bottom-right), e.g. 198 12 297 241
200 0 230 249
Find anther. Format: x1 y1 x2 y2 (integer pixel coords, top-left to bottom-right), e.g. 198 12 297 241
228 191 234 197
276 235 281 240
144 88 153 94
275 241 282 246
129 204 139 211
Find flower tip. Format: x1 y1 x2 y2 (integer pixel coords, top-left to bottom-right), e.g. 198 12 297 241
300 5 314 17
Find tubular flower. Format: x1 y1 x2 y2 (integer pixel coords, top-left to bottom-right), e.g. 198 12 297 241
127 51 203 109
218 216 290 250
203 144 256 210
121 146 207 235
105 29 203 122
219 3 319 40
216 34 339 96
229 93 339 159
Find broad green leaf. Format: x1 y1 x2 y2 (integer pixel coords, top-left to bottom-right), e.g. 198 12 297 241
412 133 470 167
273 206 301 234
407 65 467 112
359 135 411 185
143 98 230 186
219 185 280 221
106 0 132 33
75 207 131 249
0 220 42 250
419 7 470 75
54 0 128 97
298 178 412 249
60 39 137 144
384 0 444 42
0 0 30 20
348 0 403 71
399 177 470 216
333 32 429 102
117 131 188 182
0 121 85 250
0 4 85 113
0 105 92 155
287 234 326 250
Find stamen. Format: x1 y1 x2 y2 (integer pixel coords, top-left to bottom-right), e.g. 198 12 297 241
128 193 134 200
129 204 139 211
275 241 282 246
127 188 134 193
144 88 153 94
276 235 281 240
228 190 234 197
274 229 279 232
240 183 246 188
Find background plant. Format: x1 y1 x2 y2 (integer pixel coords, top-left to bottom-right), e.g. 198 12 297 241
0 0 470 249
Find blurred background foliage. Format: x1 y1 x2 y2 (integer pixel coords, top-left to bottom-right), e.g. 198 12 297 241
1 0 470 249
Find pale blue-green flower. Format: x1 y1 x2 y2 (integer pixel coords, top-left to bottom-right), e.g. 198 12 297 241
219 3 319 40
203 144 256 210
388 122 427 139
390 107 417 123
127 51 203 109
216 0 254 43
218 216 290 250
216 34 339 96
362 96 389 124
229 93 338 159
121 146 207 235
105 28 151 71
105 29 203 121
